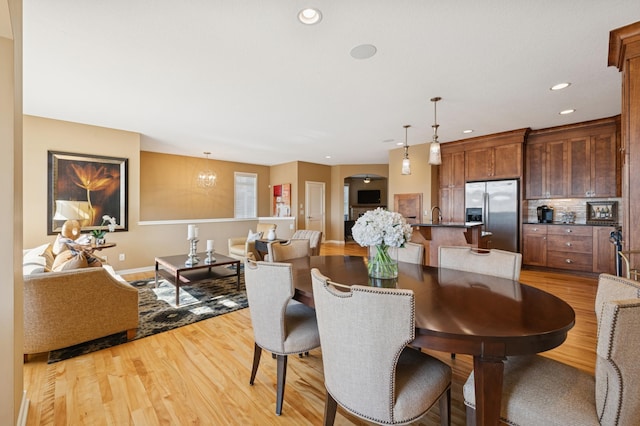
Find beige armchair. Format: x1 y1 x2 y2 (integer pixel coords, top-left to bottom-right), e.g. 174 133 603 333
244 261 320 416
463 274 640 425
310 268 452 425
290 229 323 256
227 223 277 261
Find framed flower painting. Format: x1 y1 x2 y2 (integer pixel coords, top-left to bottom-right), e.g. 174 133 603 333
47 151 128 235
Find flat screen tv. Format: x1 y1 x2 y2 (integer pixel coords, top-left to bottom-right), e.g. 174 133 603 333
357 189 381 204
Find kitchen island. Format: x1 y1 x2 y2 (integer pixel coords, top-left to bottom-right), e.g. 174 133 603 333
410 222 485 266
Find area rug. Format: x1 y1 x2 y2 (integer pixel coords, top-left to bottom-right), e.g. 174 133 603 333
47 275 247 363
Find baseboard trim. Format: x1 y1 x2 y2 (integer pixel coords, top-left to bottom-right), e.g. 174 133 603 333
17 390 28 426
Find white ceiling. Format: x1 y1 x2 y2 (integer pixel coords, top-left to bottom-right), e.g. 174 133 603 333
23 1 640 167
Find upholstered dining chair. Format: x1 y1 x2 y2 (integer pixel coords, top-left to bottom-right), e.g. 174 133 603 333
290 229 323 255
397 241 425 264
438 246 522 280
244 260 321 415
463 273 640 426
310 268 452 426
439 246 522 359
267 239 310 262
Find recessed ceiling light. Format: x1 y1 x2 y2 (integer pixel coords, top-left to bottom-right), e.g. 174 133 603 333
350 44 377 60
396 142 404 146
325 155 332 159
298 8 322 25
463 129 474 134
551 82 571 91
559 109 576 115
382 139 394 143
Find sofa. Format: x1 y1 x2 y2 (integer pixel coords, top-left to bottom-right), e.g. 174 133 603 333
23 243 139 359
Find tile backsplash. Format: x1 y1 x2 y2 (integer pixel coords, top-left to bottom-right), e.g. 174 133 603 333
524 198 622 225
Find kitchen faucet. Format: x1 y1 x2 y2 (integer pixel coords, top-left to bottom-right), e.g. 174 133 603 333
431 206 443 223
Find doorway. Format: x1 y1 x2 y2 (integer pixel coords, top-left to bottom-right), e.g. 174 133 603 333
305 181 325 237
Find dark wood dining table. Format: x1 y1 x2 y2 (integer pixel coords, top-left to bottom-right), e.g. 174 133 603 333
287 255 576 426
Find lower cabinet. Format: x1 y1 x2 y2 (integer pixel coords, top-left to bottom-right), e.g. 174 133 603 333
522 224 616 274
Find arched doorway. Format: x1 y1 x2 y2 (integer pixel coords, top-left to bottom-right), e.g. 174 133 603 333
343 174 388 241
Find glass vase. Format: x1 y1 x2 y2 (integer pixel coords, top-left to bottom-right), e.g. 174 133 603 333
368 245 398 279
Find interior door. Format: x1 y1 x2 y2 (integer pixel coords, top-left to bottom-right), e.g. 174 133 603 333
305 181 325 236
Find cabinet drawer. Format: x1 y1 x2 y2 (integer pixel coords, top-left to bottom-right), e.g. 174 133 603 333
547 251 593 271
547 225 592 237
547 235 593 254
523 224 547 235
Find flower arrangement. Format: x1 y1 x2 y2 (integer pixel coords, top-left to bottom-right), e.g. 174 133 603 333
92 215 117 240
351 208 413 278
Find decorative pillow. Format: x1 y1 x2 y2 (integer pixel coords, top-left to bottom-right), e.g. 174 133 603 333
41 244 56 272
51 250 89 272
247 230 263 242
52 234 73 256
22 243 51 275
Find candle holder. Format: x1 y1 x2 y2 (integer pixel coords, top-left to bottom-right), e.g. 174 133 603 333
204 250 216 264
185 238 200 266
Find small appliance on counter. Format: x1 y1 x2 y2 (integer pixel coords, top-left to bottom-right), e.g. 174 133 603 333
537 205 554 223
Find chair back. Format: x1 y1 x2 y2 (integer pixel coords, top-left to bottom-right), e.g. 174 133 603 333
268 239 310 262
438 246 522 280
397 242 424 264
291 230 323 255
311 268 416 424
593 274 640 425
244 261 294 353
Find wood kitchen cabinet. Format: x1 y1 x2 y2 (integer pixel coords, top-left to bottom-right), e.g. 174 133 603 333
522 224 617 274
567 132 618 198
525 117 619 199
522 224 547 266
525 140 567 199
439 149 465 222
465 143 522 181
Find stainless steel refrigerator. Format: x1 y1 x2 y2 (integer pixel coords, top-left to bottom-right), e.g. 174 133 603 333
465 179 519 252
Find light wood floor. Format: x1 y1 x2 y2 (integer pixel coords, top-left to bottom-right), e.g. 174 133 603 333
23 243 599 425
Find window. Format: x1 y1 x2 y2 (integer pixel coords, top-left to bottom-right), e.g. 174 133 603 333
234 172 258 218
344 183 350 220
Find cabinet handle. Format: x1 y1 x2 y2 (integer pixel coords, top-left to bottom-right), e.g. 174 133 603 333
566 242 572 247
565 259 572 264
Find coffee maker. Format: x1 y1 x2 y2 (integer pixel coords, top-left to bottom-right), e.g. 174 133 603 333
537 205 554 223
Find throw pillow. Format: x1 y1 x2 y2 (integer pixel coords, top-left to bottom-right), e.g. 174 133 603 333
41 244 55 272
22 243 51 275
52 234 72 256
247 230 263 242
51 250 89 272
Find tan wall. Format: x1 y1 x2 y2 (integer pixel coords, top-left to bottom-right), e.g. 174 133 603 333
140 151 271 220
2 0 23 422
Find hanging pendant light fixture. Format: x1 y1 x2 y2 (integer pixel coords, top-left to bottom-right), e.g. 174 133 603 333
428 97 442 166
401 124 411 175
197 151 217 190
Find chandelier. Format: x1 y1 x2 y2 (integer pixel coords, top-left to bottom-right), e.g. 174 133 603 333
428 97 442 165
197 151 217 190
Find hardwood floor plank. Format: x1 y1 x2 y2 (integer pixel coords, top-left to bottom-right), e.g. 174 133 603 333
24 242 600 425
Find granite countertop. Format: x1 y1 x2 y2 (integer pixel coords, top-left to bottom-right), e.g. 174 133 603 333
412 222 483 228
523 221 620 227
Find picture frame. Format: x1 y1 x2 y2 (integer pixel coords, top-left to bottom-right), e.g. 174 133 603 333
48 151 128 235
586 201 618 225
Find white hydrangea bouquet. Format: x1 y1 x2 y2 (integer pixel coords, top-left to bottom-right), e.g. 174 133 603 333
351 208 413 278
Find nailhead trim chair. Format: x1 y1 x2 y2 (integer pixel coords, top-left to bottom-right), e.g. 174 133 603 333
463 274 640 426
311 268 452 426
438 246 522 280
290 229 323 256
397 242 425 265
267 239 311 262
244 260 320 415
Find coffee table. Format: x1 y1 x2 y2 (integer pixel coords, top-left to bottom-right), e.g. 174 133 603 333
154 252 241 306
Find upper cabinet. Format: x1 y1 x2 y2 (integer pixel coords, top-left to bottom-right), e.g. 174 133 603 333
525 117 620 200
466 143 523 181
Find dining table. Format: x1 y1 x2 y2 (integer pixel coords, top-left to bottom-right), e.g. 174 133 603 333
287 255 576 426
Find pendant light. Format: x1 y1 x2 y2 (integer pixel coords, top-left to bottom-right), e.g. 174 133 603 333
401 124 411 175
428 97 442 166
197 151 217 190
